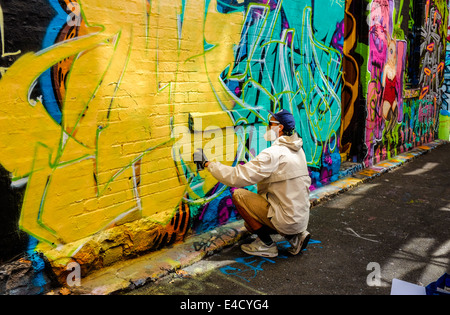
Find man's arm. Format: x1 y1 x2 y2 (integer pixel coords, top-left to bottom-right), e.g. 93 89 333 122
206 151 277 188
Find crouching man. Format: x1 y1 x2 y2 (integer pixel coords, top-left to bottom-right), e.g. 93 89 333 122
194 109 311 258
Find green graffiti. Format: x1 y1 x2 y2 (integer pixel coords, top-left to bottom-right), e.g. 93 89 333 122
220 0 344 185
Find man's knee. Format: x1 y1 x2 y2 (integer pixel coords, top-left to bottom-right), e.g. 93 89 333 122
232 188 246 204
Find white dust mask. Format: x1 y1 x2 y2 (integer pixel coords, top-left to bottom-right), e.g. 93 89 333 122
264 128 278 142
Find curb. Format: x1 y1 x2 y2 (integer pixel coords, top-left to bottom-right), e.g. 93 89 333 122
57 221 248 295
44 139 447 294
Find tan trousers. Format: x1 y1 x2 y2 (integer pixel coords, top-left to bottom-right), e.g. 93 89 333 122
232 188 277 233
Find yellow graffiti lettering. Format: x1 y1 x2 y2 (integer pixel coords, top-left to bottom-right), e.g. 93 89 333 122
0 0 242 247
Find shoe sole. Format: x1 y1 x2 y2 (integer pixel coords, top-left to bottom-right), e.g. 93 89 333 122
241 247 278 258
289 232 311 255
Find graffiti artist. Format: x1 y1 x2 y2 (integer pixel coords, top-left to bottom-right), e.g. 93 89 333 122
194 110 311 258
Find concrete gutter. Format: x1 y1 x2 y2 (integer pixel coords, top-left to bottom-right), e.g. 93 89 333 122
56 220 247 295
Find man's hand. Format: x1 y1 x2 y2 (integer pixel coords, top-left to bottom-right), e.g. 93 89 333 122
193 148 209 171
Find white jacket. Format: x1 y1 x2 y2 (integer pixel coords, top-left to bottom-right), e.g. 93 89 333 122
207 134 311 235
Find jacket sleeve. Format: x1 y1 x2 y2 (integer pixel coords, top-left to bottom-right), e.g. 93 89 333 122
207 151 278 188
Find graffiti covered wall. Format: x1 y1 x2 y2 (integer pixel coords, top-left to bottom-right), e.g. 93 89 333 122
364 0 408 166
361 0 447 166
219 0 345 189
0 0 345 276
441 0 450 140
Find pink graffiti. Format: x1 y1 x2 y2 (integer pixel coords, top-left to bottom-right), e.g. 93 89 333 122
364 0 406 167
418 103 435 123
369 24 388 75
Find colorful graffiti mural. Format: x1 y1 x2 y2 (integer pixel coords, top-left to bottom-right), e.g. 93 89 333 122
442 14 450 113
419 0 447 103
219 0 345 189
400 0 447 148
0 0 243 256
363 0 447 166
340 0 360 161
440 4 450 140
364 0 408 166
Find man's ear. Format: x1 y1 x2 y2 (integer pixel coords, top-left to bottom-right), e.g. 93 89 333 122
278 124 284 135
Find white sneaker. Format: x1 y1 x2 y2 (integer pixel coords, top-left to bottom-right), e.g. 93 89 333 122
241 238 278 258
287 231 311 255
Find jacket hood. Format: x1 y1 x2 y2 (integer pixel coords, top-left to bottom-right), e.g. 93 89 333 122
273 133 303 151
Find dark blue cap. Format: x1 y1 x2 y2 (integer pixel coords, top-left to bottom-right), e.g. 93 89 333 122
268 109 296 132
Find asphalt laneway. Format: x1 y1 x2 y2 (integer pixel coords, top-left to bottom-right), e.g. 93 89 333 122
125 143 450 295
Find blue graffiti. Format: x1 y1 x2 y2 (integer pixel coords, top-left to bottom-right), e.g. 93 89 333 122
220 239 322 282
39 0 69 124
220 255 286 282
26 236 47 294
